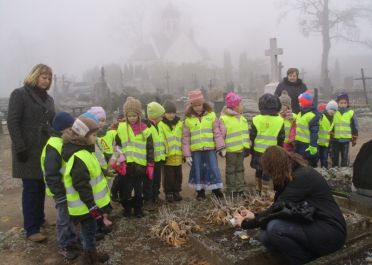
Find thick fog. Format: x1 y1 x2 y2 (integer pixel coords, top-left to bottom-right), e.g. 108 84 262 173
0 0 371 97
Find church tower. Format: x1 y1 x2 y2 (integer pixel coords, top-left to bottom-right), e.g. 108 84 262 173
162 3 180 38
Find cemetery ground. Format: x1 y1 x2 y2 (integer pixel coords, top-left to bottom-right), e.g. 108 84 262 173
0 129 372 265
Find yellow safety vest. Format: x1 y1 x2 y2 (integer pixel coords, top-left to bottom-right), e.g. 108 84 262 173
158 120 183 157
117 122 151 166
284 113 297 143
333 110 354 139
318 114 333 147
64 150 110 216
295 112 316 144
252 115 284 153
99 129 117 155
220 114 250 152
149 124 166 162
41 137 65 197
185 112 216 152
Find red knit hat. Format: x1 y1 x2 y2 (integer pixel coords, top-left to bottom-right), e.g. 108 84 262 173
188 89 204 106
298 90 314 108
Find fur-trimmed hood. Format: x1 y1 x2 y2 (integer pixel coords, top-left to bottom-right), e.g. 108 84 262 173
184 102 213 117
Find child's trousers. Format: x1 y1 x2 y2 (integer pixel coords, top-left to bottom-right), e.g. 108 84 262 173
225 152 245 193
318 146 329 168
331 141 350 167
55 201 77 249
163 165 182 193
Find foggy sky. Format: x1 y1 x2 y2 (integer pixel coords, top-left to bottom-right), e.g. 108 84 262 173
1 0 371 97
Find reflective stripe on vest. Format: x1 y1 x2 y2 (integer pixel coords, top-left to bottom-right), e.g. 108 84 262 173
318 114 333 147
149 125 166 162
158 120 183 157
252 115 284 153
185 112 216 151
295 111 316 144
41 137 65 197
117 122 150 166
220 114 250 152
333 110 353 139
63 150 110 216
99 130 117 155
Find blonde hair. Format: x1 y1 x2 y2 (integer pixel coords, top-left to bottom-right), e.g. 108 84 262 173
24 64 53 90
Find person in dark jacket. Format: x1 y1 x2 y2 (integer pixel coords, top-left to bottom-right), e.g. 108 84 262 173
41 112 79 260
234 146 346 265
250 94 285 196
274 68 307 114
62 114 111 264
7 64 55 242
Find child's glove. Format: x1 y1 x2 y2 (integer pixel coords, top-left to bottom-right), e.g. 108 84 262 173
185 157 193 166
305 146 318 156
146 163 154 181
89 205 103 220
352 135 358 147
219 149 226 158
117 162 127 176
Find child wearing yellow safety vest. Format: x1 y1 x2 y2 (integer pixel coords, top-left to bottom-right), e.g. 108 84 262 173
331 93 358 167
250 94 284 196
143 102 166 203
41 112 79 260
115 97 155 218
61 114 111 264
158 101 183 202
295 90 320 168
317 100 338 168
219 92 250 196
182 89 225 200
279 91 296 152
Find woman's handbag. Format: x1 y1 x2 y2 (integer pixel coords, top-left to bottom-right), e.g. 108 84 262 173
257 201 316 228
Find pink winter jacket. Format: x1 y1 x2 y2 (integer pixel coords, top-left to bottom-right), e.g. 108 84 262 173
182 111 225 157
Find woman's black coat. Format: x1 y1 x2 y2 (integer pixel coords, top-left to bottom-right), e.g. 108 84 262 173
7 86 55 180
242 166 346 257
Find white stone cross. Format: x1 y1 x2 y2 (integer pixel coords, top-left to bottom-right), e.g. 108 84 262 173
265 38 283 83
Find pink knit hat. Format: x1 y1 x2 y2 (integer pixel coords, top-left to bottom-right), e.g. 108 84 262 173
87 106 106 121
225 92 241 109
188 89 204 106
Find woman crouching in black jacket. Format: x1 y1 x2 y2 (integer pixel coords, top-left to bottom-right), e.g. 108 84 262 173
234 146 346 265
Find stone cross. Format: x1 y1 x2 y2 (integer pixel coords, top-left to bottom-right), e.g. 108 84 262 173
278 61 284 81
265 38 283 83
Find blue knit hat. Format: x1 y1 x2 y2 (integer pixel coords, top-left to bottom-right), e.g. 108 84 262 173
52 112 75 132
81 112 100 125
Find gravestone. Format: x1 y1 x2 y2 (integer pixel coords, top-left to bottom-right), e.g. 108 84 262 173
264 38 283 94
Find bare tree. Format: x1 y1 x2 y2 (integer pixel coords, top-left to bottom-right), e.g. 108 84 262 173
282 0 371 95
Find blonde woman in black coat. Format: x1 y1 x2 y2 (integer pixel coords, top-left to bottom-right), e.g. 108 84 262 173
7 64 55 242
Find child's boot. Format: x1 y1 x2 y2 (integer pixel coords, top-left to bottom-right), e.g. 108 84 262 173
255 178 262 195
134 198 144 218
196 189 206 201
121 199 132 218
212 189 224 198
165 192 174 203
173 192 183 201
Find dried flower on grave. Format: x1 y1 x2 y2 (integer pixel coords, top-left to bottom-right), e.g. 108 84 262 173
150 205 202 248
205 194 273 226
